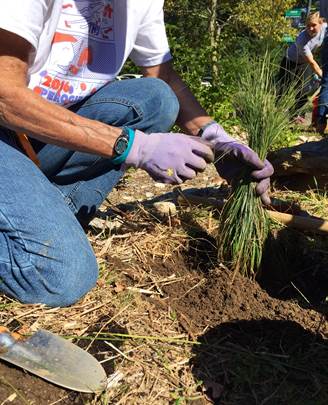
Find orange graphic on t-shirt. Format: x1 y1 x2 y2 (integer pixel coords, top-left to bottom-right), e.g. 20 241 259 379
52 32 78 44
52 32 93 76
69 47 93 75
78 47 92 66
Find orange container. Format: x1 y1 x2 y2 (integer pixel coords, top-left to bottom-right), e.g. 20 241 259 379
312 95 319 127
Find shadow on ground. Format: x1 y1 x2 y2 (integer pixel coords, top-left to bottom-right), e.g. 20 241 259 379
191 319 328 405
260 227 328 316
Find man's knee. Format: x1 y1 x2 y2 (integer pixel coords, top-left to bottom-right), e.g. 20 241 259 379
43 256 99 307
142 77 180 131
40 246 99 307
77 77 180 132
0 243 99 307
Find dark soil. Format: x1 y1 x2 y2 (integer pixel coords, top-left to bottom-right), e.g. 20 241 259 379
149 254 327 338
145 223 328 404
0 362 85 404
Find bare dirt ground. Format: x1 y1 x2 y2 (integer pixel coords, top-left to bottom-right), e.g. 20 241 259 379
0 148 327 404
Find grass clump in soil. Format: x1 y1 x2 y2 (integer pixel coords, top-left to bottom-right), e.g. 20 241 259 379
218 50 296 278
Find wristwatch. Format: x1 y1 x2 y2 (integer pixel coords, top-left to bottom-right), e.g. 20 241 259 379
111 126 135 165
197 120 216 137
113 127 130 156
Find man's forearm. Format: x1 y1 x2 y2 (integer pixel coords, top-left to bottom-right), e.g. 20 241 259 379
309 61 323 77
142 61 212 135
305 55 323 77
0 84 121 157
166 74 212 135
0 30 121 157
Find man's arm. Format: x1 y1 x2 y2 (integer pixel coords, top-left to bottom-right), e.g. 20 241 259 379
141 60 212 135
141 60 273 204
0 29 121 157
304 53 323 77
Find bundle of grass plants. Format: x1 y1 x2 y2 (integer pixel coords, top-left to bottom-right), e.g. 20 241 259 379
218 50 297 278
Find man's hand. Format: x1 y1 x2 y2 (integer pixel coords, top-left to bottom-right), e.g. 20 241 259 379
313 73 321 82
200 122 274 205
125 130 214 184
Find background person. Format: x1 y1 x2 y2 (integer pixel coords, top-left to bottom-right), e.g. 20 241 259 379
277 11 326 123
0 0 272 307
315 0 328 133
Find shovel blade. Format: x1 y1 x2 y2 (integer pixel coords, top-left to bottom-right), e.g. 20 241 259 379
0 330 107 393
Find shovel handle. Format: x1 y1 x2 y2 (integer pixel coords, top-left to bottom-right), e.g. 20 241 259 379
16 133 40 167
177 195 328 234
0 327 23 353
267 210 328 233
0 326 22 340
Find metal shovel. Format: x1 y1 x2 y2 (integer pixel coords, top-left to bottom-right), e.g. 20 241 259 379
0 327 107 393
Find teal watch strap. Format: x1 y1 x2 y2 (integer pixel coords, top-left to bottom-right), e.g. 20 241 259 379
111 127 135 166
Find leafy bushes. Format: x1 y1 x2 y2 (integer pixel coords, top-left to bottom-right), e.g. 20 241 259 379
123 1 299 148
164 1 299 146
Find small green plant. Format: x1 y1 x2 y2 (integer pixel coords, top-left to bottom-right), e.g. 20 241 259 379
218 50 296 277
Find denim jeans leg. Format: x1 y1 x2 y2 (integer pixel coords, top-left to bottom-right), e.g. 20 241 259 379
0 78 179 306
38 77 179 223
318 36 328 124
0 131 98 306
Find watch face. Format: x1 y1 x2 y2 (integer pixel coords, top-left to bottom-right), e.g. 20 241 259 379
115 137 129 155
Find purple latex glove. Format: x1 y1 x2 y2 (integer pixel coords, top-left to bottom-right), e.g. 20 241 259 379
201 122 274 205
124 129 214 184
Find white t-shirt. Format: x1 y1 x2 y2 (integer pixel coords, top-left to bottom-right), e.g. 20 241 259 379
0 0 172 107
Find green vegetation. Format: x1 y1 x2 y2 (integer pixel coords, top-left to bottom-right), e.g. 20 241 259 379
163 1 313 278
163 0 303 138
218 51 297 277
123 1 306 141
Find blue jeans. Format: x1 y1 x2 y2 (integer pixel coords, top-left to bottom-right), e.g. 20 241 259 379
318 35 328 125
0 78 179 306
